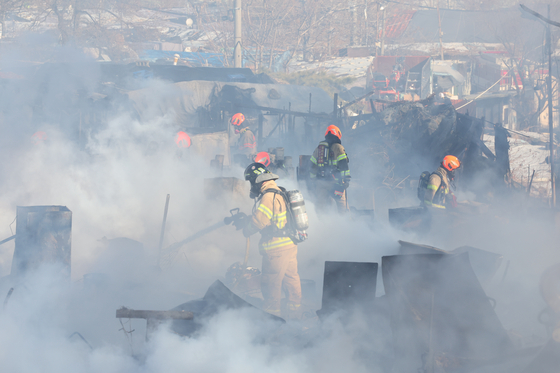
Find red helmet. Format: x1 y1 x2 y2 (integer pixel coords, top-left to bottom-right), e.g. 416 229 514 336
442 155 460 171
175 131 191 148
31 131 47 145
325 124 342 140
230 113 245 126
254 151 271 167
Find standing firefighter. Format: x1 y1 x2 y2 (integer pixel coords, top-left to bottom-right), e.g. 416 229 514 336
422 155 461 209
255 151 290 178
235 162 302 318
309 125 351 213
231 113 256 157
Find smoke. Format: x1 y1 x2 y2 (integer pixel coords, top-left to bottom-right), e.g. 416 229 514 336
0 28 559 373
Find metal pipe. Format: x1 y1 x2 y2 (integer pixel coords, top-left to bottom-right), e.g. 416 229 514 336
234 0 242 68
116 308 194 320
547 5 555 207
380 6 386 56
437 0 444 60
258 113 264 145
157 194 170 267
243 238 250 267
0 235 15 246
351 0 357 46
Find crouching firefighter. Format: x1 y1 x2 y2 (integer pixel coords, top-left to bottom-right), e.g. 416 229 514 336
309 125 351 214
233 162 305 317
420 155 461 209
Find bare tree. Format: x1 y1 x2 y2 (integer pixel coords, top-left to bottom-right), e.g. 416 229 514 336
0 0 24 38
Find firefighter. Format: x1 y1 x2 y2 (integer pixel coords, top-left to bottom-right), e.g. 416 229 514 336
423 155 461 209
231 113 256 158
234 162 302 318
254 151 271 167
309 125 351 214
255 151 290 178
175 131 191 148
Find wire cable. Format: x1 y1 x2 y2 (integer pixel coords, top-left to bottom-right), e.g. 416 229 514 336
456 68 514 110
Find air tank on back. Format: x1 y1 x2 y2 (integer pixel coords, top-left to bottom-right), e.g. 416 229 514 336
287 190 309 231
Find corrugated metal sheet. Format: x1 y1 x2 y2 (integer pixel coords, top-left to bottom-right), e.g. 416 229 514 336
384 11 416 39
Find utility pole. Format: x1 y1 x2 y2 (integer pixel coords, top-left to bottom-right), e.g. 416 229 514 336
375 3 379 56
351 0 357 46
519 4 560 206
546 4 555 207
234 0 242 68
437 0 444 60
365 0 369 47
380 5 386 56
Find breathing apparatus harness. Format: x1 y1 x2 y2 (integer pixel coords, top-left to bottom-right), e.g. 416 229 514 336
252 187 308 244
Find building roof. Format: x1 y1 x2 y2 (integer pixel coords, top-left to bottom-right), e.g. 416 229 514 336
432 61 465 84
288 57 374 79
385 7 547 57
385 11 416 39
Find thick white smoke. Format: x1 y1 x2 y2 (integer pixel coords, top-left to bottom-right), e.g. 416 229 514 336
0 34 558 372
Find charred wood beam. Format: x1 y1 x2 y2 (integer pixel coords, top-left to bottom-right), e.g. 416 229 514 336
520 5 560 28
339 90 376 111
260 114 286 147
238 105 331 119
116 307 194 320
0 235 15 246
474 138 496 161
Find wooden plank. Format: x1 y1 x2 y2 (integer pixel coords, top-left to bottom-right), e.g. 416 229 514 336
116 308 194 320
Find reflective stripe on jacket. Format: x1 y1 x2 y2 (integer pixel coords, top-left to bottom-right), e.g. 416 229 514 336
237 128 256 154
423 167 450 209
246 181 295 253
310 141 350 185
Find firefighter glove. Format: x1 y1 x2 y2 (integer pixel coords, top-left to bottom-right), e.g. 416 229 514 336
333 186 344 200
450 194 458 208
232 212 248 230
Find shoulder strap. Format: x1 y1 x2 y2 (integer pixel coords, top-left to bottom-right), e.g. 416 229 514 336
432 171 447 189
262 188 281 196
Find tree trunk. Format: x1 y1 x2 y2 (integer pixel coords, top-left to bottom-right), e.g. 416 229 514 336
268 28 278 70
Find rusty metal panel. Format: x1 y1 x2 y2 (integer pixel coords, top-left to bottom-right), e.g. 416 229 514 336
318 261 378 318
382 253 513 372
11 206 72 278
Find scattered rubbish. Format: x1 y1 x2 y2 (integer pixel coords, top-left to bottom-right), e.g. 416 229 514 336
170 280 284 337
11 206 72 279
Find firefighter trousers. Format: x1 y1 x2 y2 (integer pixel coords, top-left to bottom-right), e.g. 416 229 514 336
261 246 301 316
315 181 348 214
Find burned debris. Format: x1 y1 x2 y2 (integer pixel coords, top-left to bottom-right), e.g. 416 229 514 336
0 4 559 370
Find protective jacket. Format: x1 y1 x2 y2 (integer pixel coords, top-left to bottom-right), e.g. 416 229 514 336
237 127 256 155
243 180 301 317
423 166 451 209
243 180 295 253
309 136 350 188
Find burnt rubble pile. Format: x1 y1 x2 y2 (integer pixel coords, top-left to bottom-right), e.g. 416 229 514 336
345 98 509 201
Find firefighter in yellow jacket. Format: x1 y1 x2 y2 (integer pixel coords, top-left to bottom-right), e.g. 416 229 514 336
423 155 461 209
238 162 302 317
231 113 256 156
309 125 351 213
